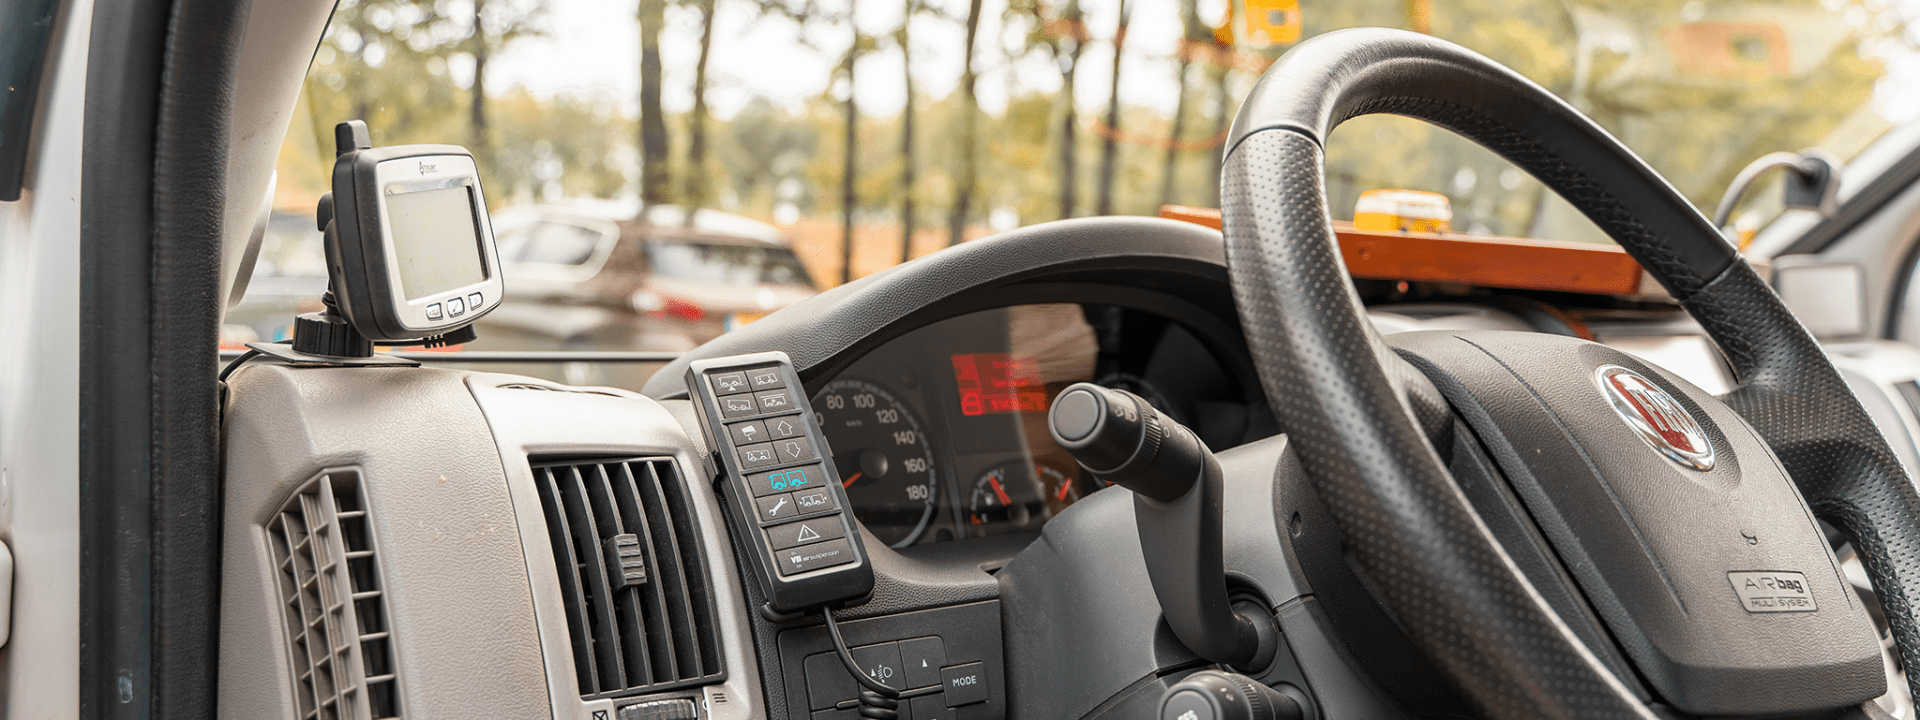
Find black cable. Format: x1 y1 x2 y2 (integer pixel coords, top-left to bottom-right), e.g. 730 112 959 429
823 610 900 699
218 349 263 382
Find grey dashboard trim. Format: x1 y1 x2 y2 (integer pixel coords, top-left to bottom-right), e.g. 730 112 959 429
466 372 766 720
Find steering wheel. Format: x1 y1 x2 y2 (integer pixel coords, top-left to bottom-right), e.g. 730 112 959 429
1223 29 1920 718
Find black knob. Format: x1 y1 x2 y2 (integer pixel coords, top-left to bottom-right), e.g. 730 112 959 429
1048 383 1202 503
1160 671 1307 720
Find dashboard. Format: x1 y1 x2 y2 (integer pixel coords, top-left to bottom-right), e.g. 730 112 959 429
809 302 1267 548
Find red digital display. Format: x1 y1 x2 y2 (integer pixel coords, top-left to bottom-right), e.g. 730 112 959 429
951 353 1050 416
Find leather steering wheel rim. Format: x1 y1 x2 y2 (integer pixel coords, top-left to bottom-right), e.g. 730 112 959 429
1221 28 1920 718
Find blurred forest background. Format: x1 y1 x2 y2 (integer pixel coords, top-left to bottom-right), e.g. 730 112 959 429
275 0 1911 284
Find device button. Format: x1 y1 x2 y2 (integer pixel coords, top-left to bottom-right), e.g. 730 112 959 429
804 652 855 710
773 436 818 464
755 493 797 523
767 415 804 440
748 366 785 391
755 388 795 413
709 371 751 396
737 443 778 470
727 420 769 446
911 695 955 720
941 663 987 707
718 394 759 419
426 303 444 320
850 642 904 690
899 637 947 690
468 292 483 309
766 517 847 550
776 538 854 575
447 296 466 316
793 486 838 514
748 464 824 496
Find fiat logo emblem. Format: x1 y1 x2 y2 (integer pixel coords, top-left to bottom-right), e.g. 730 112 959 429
1596 365 1714 471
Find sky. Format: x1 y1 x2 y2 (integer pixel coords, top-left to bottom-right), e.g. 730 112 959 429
483 0 1224 121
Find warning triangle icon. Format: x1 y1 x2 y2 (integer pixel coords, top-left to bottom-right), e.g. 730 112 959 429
796 525 821 542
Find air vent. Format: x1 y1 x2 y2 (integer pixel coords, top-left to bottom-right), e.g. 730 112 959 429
533 458 726 698
267 470 402 720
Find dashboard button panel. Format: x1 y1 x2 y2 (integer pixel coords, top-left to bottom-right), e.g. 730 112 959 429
780 601 1005 720
686 352 872 612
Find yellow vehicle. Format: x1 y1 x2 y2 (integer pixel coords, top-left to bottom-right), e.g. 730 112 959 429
1352 188 1454 233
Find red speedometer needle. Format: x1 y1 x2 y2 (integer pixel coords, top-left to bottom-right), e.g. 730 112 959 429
989 477 1012 506
1055 479 1072 500
842 472 863 488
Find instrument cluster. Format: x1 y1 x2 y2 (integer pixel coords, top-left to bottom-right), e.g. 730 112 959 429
809 302 1258 548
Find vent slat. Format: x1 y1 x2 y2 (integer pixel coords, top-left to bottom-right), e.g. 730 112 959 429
538 468 603 694
268 471 403 720
532 457 727 700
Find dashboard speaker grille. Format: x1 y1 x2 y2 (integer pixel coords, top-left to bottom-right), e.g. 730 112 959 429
532 457 726 698
267 470 402 720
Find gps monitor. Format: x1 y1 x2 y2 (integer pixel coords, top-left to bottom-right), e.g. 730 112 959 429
321 121 503 342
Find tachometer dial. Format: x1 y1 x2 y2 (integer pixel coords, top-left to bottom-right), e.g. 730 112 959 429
813 379 939 548
1036 462 1080 516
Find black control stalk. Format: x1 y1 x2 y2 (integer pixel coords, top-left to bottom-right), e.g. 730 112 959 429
1160 671 1308 720
1050 383 1276 670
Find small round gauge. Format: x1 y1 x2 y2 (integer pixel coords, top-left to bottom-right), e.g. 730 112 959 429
813 379 939 548
967 462 1051 535
1036 462 1080 516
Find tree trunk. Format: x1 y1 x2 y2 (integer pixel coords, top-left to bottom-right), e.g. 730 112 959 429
1208 63 1231 206
949 0 983 246
1057 0 1083 219
637 0 671 209
1158 56 1190 207
840 9 860 284
684 0 717 221
471 0 491 154
899 14 916 264
1095 0 1132 216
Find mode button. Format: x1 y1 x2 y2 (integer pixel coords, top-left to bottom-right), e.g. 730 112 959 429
941 662 988 707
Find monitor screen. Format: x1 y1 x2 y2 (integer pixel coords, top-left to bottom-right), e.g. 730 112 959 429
384 184 487 300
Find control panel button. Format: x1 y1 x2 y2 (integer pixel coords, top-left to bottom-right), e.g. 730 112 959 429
793 487 839 513
804 652 855 710
447 296 466 316
748 366 785 390
777 538 855 575
756 388 796 413
941 663 988 707
426 303 443 320
899 637 946 690
709 371 752 396
766 415 804 439
468 292 483 309
1161 691 1213 720
737 443 778 470
910 696 955 720
748 465 825 497
756 493 798 523
728 420 769 446
850 643 904 691
773 436 819 464
767 517 848 551
718 394 759 419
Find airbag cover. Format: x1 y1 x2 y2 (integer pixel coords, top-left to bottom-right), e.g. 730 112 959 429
1390 330 1882 715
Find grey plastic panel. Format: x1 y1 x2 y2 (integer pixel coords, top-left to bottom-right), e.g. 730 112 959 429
220 364 551 720
466 373 766 720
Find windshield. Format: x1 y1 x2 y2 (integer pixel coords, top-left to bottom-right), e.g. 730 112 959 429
232 0 1920 373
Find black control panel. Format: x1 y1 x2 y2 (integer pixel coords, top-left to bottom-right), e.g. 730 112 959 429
687 352 874 612
778 601 1006 720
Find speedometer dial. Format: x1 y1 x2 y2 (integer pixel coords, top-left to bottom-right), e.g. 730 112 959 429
812 379 939 548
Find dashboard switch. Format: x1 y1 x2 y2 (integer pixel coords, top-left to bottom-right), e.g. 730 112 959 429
941 662 988 707
749 366 785 390
899 636 947 689
767 517 847 550
756 388 796 413
710 371 751 396
738 443 778 470
768 415 804 439
850 642 904 690
728 420 769 445
778 538 855 575
757 493 798 522
719 394 759 418
749 464 825 496
794 487 838 513
619 698 697 720
774 436 819 463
